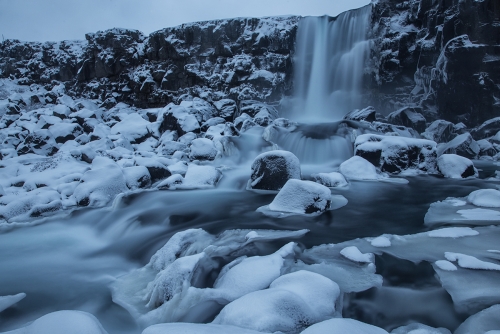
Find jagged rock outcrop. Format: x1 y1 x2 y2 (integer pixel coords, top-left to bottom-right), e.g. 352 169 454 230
0 17 299 111
369 0 500 126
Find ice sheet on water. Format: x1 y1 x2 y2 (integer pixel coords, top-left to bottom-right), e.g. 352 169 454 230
1 310 108 334
0 293 25 313
467 189 500 208
142 323 268 334
340 246 374 263
301 318 389 334
428 227 479 238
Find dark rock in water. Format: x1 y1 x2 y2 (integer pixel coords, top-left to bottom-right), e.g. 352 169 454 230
354 134 438 174
422 120 457 143
344 106 377 122
268 179 331 214
471 117 500 140
17 130 58 156
249 150 301 191
387 107 427 133
123 166 152 190
437 132 480 159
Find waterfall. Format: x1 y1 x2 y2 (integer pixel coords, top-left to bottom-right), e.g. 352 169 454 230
289 5 372 122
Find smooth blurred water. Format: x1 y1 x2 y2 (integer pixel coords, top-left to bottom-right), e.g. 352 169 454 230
0 164 498 333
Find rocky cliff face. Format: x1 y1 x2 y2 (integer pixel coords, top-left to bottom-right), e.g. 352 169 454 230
369 0 500 126
0 16 299 109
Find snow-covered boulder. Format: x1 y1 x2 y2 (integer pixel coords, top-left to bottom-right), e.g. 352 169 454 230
391 323 451 334
339 156 384 181
471 117 500 140
157 174 184 190
467 189 500 208
49 122 84 143
437 132 480 159
437 154 478 178
189 138 218 160
302 318 389 334
17 129 58 156
212 270 340 333
249 150 301 191
73 157 128 206
387 106 427 133
214 99 237 120
422 120 457 143
134 157 172 183
370 122 421 138
344 106 377 122
111 113 151 144
123 166 151 190
158 104 200 136
312 172 348 188
267 179 332 215
354 134 438 174
183 164 222 189
477 139 498 157
4 310 108 334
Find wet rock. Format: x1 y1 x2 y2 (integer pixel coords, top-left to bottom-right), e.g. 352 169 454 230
354 134 438 174
344 106 377 123
249 150 301 191
437 132 480 159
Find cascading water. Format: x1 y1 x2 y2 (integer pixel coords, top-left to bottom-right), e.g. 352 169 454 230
291 5 372 122
275 5 372 165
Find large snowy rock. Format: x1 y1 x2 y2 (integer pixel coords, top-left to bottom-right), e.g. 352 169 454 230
214 99 237 120
3 310 108 334
123 166 151 190
437 154 477 179
467 189 500 208
110 113 151 144
158 104 200 136
49 122 84 143
312 172 348 188
183 164 222 189
471 117 500 140
189 138 218 160
249 150 301 191
267 179 332 215
16 130 58 156
354 134 438 174
437 132 480 159
73 157 128 206
339 156 384 181
212 270 340 333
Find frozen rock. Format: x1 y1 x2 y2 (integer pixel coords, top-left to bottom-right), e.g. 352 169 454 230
344 106 377 122
156 174 184 190
467 189 500 208
437 132 480 159
73 157 128 207
437 154 477 178
301 318 389 334
166 161 188 176
213 270 339 333
477 139 498 157
249 150 301 191
239 100 278 119
49 123 84 143
214 99 237 120
157 140 187 156
183 164 222 189
201 117 226 132
391 323 451 334
339 156 385 181
354 134 438 174
158 104 200 136
387 106 427 133
266 179 332 215
3 310 108 334
134 157 171 183
454 304 500 334
111 113 151 143
422 120 457 144
312 172 348 188
142 323 267 334
17 130 58 156
189 138 218 160
370 122 421 138
123 166 151 190
0 293 26 312
471 117 500 140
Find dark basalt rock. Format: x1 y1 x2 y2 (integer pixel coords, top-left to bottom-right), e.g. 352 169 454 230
387 107 427 133
17 130 58 156
422 120 458 143
344 106 377 122
249 150 301 191
437 132 480 159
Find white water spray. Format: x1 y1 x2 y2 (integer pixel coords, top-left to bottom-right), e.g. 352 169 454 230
289 5 372 122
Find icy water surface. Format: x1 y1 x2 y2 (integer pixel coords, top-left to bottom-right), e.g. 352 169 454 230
0 164 499 333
